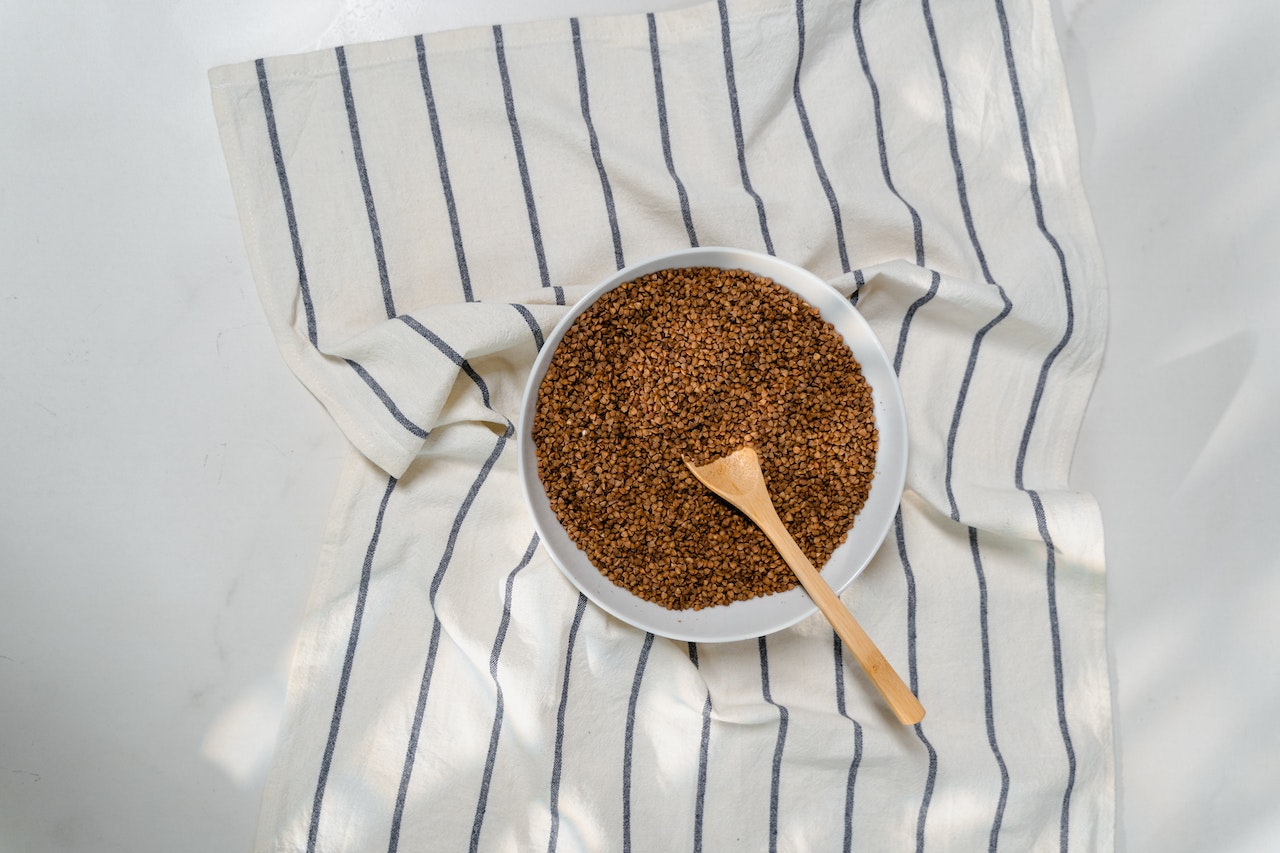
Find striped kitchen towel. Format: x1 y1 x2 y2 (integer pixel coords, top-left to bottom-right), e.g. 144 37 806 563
210 0 1114 849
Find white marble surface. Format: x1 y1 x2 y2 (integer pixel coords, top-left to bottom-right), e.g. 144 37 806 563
1062 0 1280 849
1 1 1276 850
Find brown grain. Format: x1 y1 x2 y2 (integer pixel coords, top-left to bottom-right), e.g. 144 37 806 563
532 266 878 611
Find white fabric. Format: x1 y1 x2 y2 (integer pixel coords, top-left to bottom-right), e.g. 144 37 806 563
210 0 1114 849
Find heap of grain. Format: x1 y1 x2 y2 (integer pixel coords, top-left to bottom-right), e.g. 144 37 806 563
532 266 877 611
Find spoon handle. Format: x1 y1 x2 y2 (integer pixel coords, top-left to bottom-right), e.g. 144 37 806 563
746 495 925 726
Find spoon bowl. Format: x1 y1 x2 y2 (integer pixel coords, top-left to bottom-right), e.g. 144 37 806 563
685 447 925 725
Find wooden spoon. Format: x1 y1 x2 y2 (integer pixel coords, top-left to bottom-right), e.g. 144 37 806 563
684 447 925 725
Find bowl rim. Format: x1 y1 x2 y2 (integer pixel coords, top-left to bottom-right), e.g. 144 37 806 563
516 246 908 642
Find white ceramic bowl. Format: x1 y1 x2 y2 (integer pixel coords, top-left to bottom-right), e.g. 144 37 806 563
517 247 907 642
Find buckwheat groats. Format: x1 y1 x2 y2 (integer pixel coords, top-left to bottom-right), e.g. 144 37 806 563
531 266 878 611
